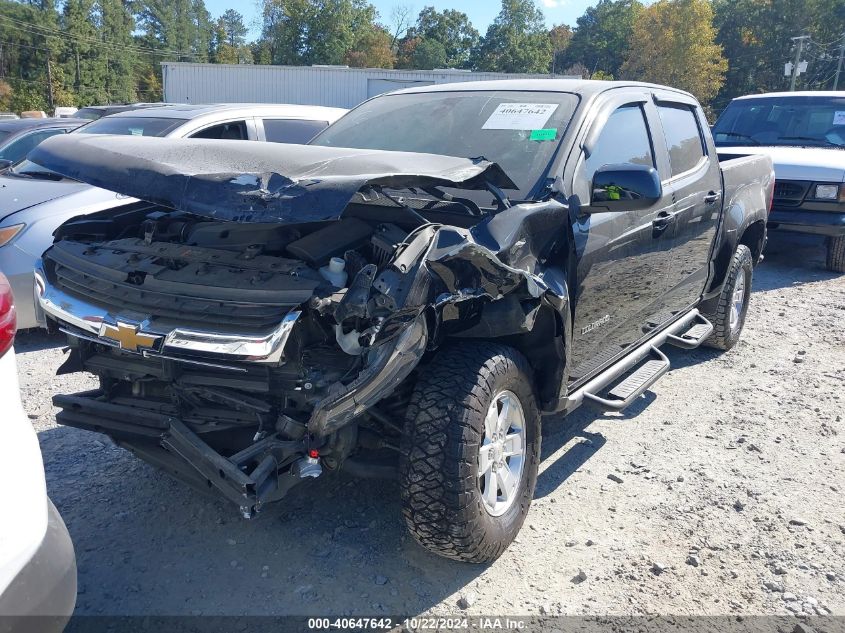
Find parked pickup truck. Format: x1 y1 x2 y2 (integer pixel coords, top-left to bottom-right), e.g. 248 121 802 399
32 80 774 563
713 91 845 272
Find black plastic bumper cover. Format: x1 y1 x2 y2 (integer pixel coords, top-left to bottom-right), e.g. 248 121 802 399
53 391 304 516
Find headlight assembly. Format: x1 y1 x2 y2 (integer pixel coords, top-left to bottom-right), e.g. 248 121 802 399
0 223 24 247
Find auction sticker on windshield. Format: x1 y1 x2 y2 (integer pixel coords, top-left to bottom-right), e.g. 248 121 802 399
482 103 559 130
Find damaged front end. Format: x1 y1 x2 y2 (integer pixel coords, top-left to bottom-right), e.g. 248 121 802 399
31 135 570 517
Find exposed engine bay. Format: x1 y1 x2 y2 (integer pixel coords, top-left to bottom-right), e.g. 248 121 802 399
32 136 571 517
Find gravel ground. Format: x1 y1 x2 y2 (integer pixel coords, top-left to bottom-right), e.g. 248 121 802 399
14 232 845 618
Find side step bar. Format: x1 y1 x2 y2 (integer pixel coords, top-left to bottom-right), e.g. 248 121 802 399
565 309 711 413
583 346 669 410
665 313 714 349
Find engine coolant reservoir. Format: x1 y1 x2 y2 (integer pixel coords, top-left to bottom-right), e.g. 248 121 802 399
319 256 347 288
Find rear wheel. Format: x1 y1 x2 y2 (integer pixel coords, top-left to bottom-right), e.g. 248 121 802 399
703 244 753 351
399 343 540 563
827 236 845 273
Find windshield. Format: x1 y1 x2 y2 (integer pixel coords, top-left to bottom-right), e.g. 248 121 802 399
310 90 579 198
713 95 845 148
78 116 187 137
8 158 68 180
0 130 11 146
74 107 106 120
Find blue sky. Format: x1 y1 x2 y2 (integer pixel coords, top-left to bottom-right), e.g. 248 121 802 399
204 0 594 39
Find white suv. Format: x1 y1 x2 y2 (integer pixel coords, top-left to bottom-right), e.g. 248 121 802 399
0 271 76 629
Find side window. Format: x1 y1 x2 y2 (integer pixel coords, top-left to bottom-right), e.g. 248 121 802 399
584 104 655 180
657 104 706 176
189 120 248 140
0 128 66 162
263 119 329 144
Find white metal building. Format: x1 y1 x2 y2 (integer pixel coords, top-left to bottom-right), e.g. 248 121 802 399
161 62 573 109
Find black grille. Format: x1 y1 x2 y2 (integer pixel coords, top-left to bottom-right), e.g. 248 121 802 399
52 262 290 331
43 239 320 332
773 180 809 207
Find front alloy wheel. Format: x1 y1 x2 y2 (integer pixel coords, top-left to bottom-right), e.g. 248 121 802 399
400 343 540 563
478 391 526 517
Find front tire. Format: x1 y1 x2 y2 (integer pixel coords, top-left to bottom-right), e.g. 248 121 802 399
827 236 845 273
399 343 540 563
703 244 753 351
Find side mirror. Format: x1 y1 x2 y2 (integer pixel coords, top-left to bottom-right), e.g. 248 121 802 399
590 163 662 211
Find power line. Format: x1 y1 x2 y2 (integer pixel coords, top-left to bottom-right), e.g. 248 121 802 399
0 39 51 53
0 15 203 60
0 14 193 57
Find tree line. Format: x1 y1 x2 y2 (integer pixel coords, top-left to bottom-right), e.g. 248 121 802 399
1 0 843 115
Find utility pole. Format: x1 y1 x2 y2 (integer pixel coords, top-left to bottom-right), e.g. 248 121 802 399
46 50 54 109
835 34 845 90
790 35 810 91
75 44 81 92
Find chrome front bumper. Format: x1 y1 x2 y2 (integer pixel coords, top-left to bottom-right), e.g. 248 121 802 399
34 263 300 365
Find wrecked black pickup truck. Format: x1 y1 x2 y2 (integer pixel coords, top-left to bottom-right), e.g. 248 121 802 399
32 80 774 563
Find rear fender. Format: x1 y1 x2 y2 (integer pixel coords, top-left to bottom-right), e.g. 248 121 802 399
705 163 773 298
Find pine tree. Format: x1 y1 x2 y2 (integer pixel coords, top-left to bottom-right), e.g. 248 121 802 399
100 0 136 102
61 0 107 104
220 9 247 47
470 0 552 73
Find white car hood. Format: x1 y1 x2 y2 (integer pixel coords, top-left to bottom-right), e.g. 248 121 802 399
719 145 845 182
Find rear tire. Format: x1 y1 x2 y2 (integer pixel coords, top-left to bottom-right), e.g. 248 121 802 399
702 244 753 351
399 342 540 563
827 236 845 273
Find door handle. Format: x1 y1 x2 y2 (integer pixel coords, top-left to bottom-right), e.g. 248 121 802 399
704 191 721 204
652 212 675 232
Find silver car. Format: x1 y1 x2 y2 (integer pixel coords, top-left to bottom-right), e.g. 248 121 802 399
0 103 348 328
0 118 87 168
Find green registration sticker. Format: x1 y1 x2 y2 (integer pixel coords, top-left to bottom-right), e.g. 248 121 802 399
530 128 557 141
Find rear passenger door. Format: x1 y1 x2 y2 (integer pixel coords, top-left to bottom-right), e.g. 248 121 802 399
260 119 329 144
651 95 722 311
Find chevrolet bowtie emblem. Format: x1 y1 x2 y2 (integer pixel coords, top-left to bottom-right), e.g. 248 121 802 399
99 321 161 352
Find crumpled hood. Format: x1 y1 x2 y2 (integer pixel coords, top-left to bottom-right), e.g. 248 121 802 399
0 173 91 223
29 135 517 223
719 145 845 182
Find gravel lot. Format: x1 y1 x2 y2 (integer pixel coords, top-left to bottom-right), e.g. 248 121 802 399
15 232 845 618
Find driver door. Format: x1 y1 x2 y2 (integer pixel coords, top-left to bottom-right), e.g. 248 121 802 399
567 99 677 382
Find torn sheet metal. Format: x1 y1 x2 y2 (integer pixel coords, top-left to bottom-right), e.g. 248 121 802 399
423 200 571 322
29 135 517 224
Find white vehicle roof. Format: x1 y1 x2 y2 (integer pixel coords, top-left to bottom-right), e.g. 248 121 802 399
733 91 845 100
105 103 348 122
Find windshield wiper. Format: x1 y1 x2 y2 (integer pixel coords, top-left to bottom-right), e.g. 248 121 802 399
778 136 841 147
717 132 760 145
9 170 64 181
466 156 513 211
